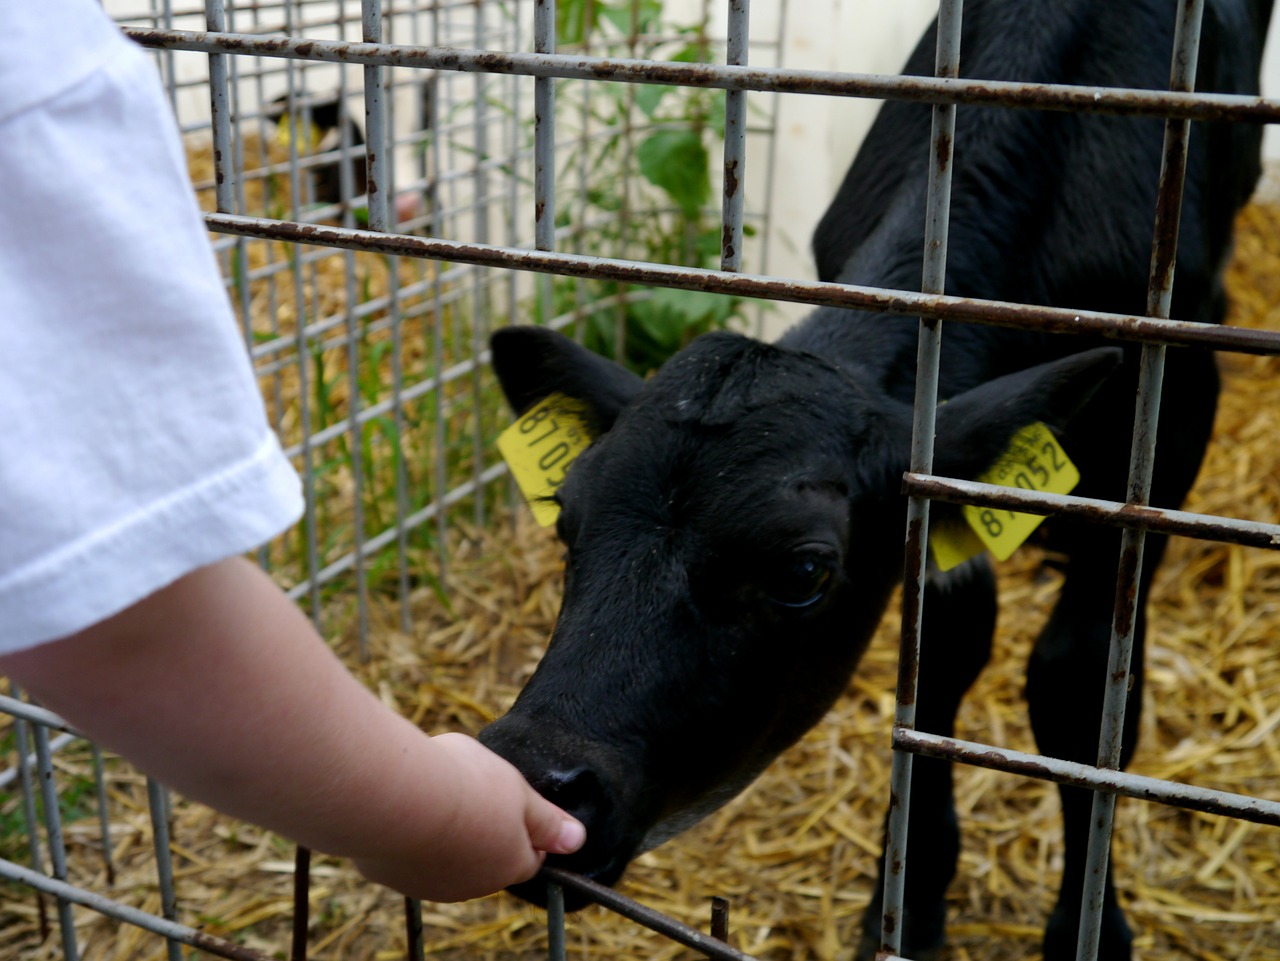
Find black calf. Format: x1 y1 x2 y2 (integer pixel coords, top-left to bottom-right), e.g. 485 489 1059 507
480 2 1272 959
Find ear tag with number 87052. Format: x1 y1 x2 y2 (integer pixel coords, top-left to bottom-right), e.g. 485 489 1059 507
497 393 595 527
930 421 1080 571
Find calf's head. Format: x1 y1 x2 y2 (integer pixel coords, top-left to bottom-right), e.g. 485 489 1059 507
479 325 1119 905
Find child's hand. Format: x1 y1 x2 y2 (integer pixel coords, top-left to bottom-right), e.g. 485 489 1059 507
352 732 586 902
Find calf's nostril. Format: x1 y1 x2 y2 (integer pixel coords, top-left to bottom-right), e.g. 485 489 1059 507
538 766 609 825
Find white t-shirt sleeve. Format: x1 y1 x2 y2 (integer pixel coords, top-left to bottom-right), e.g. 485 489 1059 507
0 16 304 653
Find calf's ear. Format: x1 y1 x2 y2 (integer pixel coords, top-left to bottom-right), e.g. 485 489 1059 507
490 326 645 432
934 346 1124 479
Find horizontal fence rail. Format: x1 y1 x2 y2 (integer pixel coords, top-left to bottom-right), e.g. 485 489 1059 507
124 28 1280 123
894 730 1280 826
541 867 764 961
902 474 1280 550
206 212 1280 354
0 859 278 961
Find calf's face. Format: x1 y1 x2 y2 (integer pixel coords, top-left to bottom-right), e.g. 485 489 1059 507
479 326 1119 905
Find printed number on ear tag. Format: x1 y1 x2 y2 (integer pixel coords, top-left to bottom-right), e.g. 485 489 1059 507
929 422 1079 571
497 394 595 527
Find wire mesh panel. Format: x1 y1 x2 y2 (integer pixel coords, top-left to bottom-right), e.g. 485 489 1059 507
3 1 1280 960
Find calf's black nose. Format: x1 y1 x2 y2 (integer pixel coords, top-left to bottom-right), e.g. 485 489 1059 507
530 764 612 829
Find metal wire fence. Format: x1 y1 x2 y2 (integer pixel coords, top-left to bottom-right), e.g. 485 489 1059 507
3 1 1280 960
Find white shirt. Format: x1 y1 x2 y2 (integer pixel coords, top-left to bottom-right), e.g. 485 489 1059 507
0 0 303 653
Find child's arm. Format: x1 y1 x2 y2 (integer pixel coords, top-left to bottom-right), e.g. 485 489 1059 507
0 556 584 903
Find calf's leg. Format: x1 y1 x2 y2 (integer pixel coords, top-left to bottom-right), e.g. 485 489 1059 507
858 557 997 961
1028 347 1217 961
1026 544 1149 961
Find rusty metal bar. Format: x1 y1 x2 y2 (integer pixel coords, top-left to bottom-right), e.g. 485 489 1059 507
534 0 557 332
278 0 323 629
710 896 730 944
146 779 182 961
8 683 50 942
749 0 787 336
470 4 491 531
546 882 566 961
89 744 116 885
290 846 310 961
1 695 77 734
0 857 280 961
901 474 1280 550
427 0 450 594
122 28 1280 124
34 722 78 961
201 213 1280 355
720 0 749 271
885 2 963 954
1077 3 1205 959
541 867 764 961
894 730 1280 826
404 897 425 961
205 0 235 214
336 59 372 661
534 0 556 252
362 0 389 231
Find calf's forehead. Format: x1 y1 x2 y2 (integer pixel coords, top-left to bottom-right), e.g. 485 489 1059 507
563 396 855 542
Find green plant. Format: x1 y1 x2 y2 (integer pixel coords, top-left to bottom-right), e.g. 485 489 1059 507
549 0 748 374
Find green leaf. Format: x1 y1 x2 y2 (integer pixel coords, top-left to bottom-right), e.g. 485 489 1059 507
557 0 591 46
598 0 661 36
649 286 738 327
635 83 672 118
636 129 710 218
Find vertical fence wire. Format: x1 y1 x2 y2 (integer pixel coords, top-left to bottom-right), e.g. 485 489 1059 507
34 721 79 961
571 1 593 343
883 0 963 954
1073 1 1205 958
375 10 412 635
429 0 451 592
720 0 749 272
749 0 788 337
146 778 182 961
339 14 372 661
546 879 567 961
611 1 642 360
10 681 50 943
535 0 557 328
89 744 116 885
291 845 311 961
284 0 324 628
471 3 491 529
404 896 426 961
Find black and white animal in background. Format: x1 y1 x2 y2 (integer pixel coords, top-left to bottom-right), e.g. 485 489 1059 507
479 2 1272 959
266 93 368 206
265 88 430 223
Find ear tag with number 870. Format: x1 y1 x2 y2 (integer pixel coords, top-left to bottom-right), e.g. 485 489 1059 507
930 421 1080 571
497 393 595 527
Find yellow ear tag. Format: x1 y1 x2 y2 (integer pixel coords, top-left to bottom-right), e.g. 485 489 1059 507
929 422 1080 571
497 393 595 527
275 115 323 153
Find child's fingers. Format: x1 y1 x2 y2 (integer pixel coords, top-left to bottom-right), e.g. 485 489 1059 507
525 794 586 855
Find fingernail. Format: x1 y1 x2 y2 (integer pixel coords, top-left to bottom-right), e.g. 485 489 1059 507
556 818 586 853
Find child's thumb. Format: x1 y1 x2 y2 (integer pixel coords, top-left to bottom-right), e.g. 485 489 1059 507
526 795 587 855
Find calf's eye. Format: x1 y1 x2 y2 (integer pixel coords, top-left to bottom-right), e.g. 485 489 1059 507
768 553 834 609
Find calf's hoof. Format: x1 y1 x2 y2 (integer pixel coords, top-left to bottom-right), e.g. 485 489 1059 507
1042 904 1132 961
855 902 945 961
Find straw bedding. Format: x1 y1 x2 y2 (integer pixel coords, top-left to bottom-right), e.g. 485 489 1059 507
3 203 1280 961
